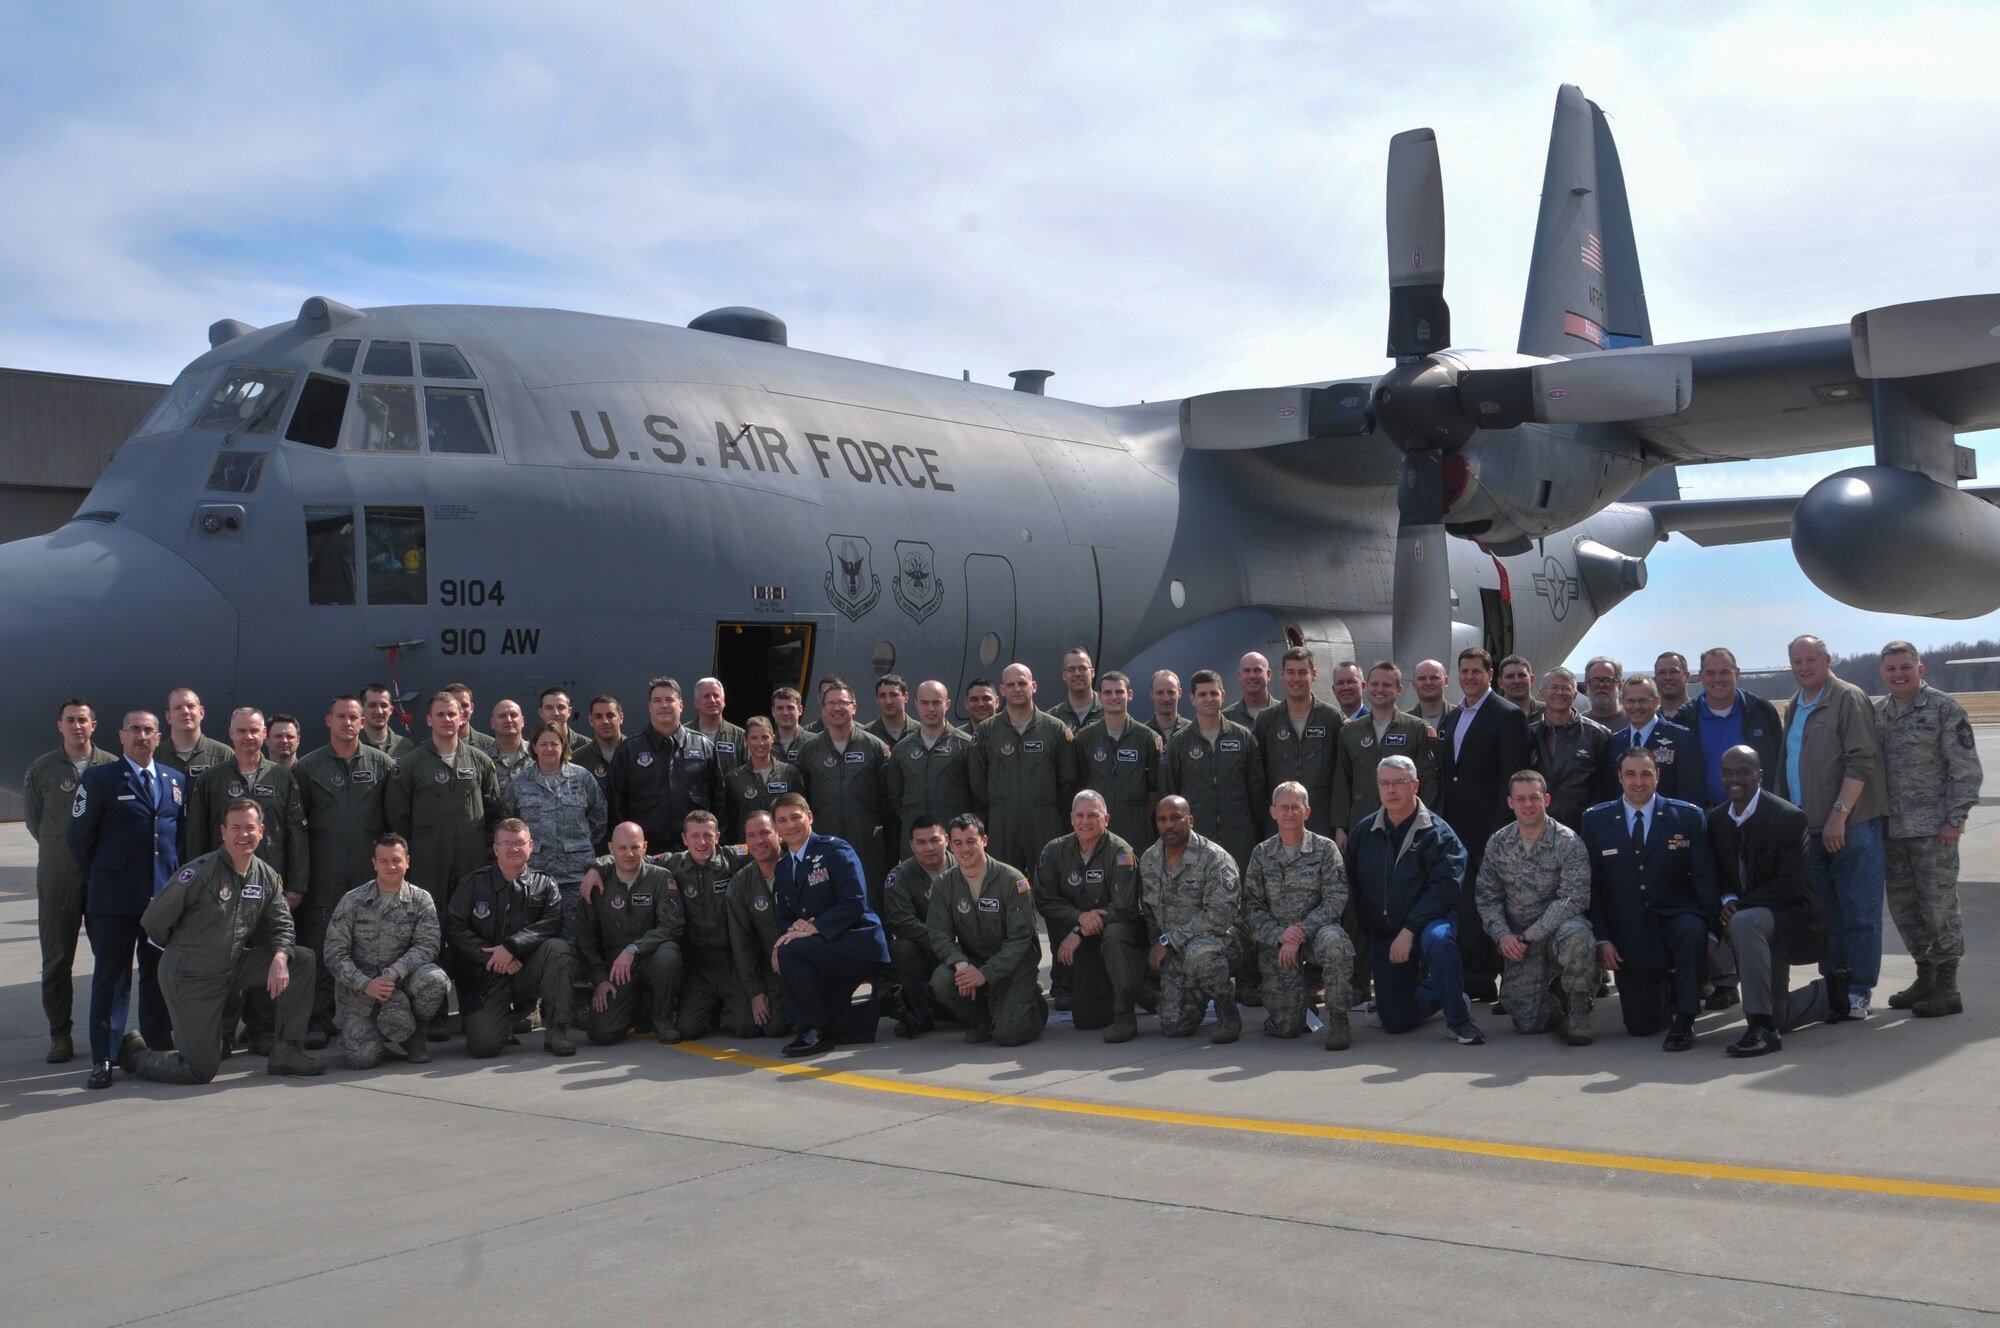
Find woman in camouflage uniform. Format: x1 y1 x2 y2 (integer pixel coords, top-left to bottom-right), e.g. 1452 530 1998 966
509 724 609 963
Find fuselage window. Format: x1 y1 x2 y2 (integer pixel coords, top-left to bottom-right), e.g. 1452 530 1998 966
193 368 297 435
133 366 223 438
349 384 420 453
305 506 356 606
362 340 414 376
419 343 476 379
205 451 266 493
364 506 426 605
425 387 495 454
287 374 350 450
323 339 360 372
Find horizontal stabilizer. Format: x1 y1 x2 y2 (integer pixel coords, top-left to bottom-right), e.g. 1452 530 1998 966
1851 294 2000 379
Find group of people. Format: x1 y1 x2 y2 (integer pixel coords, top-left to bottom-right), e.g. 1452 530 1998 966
23 633 1977 1087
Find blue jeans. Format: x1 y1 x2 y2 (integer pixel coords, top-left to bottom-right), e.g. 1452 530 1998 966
1371 918 1469 1033
1809 816 1885 998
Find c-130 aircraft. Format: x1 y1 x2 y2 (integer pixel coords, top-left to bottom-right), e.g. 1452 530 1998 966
4 83 1999 784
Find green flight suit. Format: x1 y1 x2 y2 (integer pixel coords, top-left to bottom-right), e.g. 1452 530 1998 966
797 728 893 902
384 741 505 908
1072 717 1163 853
927 856 1047 1046
1033 831 1143 1030
293 742 393 1034
1161 718 1266 869
569 862 683 1043
1328 710 1443 832
135 851 315 1084
725 860 790 1035
23 745 117 1036
158 733 232 784
886 726 976 837
725 760 801 840
968 710 1079 878
1254 701 1347 837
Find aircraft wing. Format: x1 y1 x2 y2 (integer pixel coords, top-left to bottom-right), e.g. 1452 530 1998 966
1643 484 2000 546
1616 295 2000 465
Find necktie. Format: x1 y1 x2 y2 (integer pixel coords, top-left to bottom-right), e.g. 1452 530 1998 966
1632 807 1646 847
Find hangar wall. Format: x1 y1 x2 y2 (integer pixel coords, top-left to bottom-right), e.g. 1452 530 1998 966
2 367 165 818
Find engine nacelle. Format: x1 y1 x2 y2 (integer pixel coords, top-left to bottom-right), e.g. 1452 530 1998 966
1442 431 1646 551
1792 465 2000 619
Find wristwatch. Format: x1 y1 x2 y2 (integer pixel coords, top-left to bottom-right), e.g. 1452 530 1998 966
1072 925 1084 936
1830 799 1850 815
1158 932 1171 947
624 943 639 955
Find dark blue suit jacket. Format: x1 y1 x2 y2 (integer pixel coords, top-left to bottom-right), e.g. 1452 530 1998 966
68 759 185 916
1604 717 1695 803
774 832 890 964
1580 796 1718 968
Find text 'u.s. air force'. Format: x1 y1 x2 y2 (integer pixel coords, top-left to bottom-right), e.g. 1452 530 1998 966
570 411 953 492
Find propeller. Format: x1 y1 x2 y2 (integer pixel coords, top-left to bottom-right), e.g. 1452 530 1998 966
1179 126 1692 679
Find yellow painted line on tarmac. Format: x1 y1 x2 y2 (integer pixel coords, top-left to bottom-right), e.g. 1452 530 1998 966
673 1042 2000 1206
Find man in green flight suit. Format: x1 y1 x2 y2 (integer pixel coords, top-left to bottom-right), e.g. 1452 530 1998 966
927 813 1048 1047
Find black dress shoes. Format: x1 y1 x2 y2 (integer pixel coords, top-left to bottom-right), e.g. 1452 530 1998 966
1727 1019 1782 1058
1662 1012 1695 1052
782 1028 833 1058
86 1062 115 1090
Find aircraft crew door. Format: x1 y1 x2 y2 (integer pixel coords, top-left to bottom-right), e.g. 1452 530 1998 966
713 620 818 727
960 554 1017 719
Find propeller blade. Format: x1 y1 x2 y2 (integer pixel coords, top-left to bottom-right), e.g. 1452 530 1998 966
1391 449 1454 675
1851 294 2000 379
1180 385 1373 450
1458 353 1692 428
1386 128 1450 359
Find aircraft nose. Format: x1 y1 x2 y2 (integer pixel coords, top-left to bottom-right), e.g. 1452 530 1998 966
0 521 237 786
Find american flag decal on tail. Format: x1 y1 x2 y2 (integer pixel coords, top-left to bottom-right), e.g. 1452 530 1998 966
1581 231 1604 274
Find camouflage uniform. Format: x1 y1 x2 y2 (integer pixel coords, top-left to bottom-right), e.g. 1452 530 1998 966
1072 717 1163 853
926 856 1048 1045
1033 831 1143 1031
22 745 117 1039
1241 831 1354 1037
1161 720 1265 870
322 880 450 1068
1474 819 1597 1034
491 745 535 782
1875 684 1982 963
1138 831 1242 1035
507 762 608 881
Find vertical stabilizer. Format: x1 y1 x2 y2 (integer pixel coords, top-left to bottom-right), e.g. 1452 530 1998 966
1518 85 1653 356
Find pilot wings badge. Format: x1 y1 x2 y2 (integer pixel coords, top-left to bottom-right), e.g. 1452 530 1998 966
891 540 943 624
825 535 881 621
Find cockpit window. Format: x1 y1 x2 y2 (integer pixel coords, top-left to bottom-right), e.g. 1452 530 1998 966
425 387 495 454
362 340 413 376
205 451 266 493
350 383 420 452
419 343 475 379
287 374 350 450
132 366 223 438
323 339 360 372
193 368 297 435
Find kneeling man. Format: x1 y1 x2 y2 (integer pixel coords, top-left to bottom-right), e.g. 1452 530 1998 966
324 833 451 1067
1242 782 1355 1049
929 813 1048 1046
128 800 325 1082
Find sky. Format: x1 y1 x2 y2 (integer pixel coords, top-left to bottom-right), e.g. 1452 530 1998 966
4 3 2000 672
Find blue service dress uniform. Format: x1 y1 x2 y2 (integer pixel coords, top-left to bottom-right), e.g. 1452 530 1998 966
67 760 185 1063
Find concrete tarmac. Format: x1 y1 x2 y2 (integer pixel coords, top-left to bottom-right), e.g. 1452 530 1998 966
5 750 1998 1325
